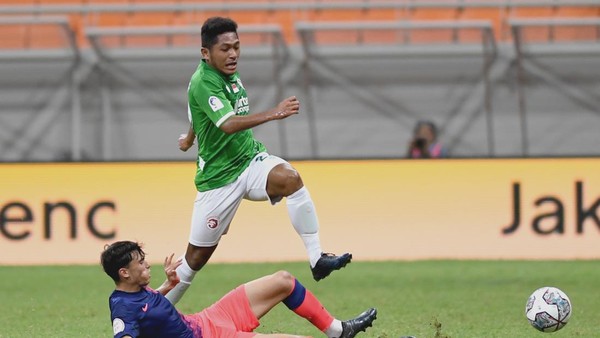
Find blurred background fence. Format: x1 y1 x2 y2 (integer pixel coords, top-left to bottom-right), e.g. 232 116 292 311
0 0 599 161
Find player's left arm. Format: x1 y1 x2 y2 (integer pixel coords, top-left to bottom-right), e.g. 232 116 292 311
156 253 182 296
219 96 300 134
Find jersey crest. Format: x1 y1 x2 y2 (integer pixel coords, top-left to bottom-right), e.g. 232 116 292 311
113 318 125 335
206 217 219 229
208 96 224 112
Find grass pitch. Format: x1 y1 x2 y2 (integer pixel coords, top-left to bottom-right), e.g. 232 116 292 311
0 260 597 337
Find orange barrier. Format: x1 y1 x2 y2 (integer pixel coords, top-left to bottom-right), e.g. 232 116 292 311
0 23 69 50
0 2 598 49
1 159 599 265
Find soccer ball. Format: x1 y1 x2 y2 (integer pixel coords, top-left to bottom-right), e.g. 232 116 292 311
525 286 572 332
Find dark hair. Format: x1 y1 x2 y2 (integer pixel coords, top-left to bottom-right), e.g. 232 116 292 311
101 241 145 283
413 120 438 138
201 17 238 49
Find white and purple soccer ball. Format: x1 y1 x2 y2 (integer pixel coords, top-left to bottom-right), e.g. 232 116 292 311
525 286 572 332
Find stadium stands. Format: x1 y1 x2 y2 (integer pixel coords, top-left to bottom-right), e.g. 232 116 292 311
0 15 78 60
0 1 598 160
86 23 287 60
509 17 600 155
0 1 597 47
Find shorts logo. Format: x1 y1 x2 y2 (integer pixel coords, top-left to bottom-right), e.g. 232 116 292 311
113 318 125 335
206 218 219 229
208 96 224 112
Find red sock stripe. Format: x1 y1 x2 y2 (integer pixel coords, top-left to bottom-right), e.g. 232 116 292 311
293 288 335 331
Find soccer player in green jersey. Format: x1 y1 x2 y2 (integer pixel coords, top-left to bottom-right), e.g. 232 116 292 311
167 17 352 304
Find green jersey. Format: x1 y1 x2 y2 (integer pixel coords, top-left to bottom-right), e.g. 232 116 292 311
187 61 266 191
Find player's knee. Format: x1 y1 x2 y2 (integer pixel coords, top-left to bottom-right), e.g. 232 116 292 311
282 170 303 196
274 270 293 282
273 270 295 292
268 166 304 197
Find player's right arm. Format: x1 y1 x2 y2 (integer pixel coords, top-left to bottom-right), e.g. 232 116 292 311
178 124 195 152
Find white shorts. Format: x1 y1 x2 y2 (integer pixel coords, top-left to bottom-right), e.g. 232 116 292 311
188 152 287 247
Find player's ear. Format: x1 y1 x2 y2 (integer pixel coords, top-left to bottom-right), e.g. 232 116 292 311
118 267 130 280
201 47 210 61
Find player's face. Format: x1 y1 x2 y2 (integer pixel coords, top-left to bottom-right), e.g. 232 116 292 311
203 32 240 76
416 125 435 142
123 252 151 287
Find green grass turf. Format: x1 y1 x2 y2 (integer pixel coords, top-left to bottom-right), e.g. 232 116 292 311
0 260 598 337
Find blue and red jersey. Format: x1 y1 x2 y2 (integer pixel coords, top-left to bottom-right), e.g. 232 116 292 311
109 287 202 338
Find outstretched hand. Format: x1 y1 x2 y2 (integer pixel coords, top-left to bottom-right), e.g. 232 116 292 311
272 96 300 120
164 253 182 287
